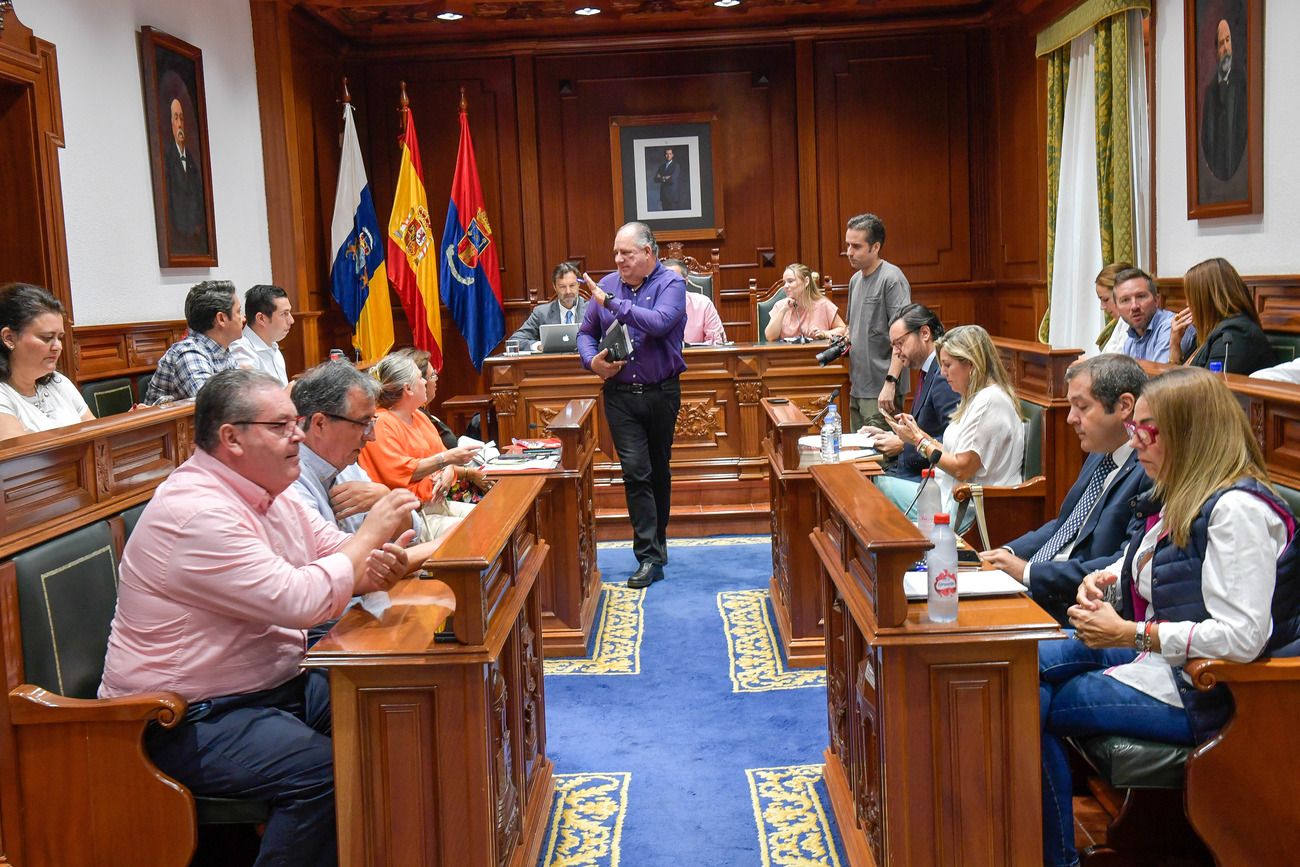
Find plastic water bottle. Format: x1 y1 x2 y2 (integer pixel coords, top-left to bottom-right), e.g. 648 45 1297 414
927 513 959 623
820 403 841 463
915 468 941 537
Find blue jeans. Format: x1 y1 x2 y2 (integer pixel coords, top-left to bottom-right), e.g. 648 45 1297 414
1038 634 1195 867
146 671 337 867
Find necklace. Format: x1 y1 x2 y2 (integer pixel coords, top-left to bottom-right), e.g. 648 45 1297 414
18 382 55 418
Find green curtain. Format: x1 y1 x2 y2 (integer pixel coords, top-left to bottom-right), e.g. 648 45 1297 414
1094 13 1134 270
1038 47 1070 344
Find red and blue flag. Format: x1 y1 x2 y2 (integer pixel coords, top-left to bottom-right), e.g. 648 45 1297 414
439 101 504 370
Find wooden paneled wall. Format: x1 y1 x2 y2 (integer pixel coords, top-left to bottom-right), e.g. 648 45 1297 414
243 2 1075 405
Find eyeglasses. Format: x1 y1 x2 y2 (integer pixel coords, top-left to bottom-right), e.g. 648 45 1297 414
234 417 302 439
889 330 916 351
323 412 377 436
1123 420 1160 447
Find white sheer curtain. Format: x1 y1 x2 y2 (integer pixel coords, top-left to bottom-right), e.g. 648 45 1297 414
1127 8 1151 272
1047 32 1104 351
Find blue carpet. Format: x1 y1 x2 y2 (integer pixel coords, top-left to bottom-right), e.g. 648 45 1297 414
540 539 846 866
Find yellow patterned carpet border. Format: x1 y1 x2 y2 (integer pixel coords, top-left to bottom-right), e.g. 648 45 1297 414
747 764 843 867
545 583 644 676
541 772 631 867
598 535 770 549
717 589 825 693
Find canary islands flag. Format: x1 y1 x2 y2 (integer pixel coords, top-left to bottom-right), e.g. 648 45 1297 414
387 107 443 369
329 103 394 365
440 103 505 371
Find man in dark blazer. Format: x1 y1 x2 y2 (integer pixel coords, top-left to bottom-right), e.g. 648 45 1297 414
164 97 207 255
979 353 1151 623
860 303 959 481
653 148 683 210
508 261 587 351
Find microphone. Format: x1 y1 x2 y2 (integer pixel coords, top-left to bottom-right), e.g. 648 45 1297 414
1222 335 1232 375
809 386 841 425
902 448 943 518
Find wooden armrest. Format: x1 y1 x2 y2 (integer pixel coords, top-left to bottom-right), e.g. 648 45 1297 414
1185 656 1300 689
951 475 1046 503
10 684 187 726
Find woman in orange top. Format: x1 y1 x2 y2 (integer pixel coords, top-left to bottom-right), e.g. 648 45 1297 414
359 354 484 505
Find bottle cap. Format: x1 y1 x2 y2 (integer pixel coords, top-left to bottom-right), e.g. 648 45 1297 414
933 513 950 524
921 468 933 478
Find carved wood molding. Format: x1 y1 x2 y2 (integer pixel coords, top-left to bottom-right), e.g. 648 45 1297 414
1155 275 1300 334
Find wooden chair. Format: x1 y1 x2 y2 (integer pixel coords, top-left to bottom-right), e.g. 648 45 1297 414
661 242 720 301
2 511 269 866
78 376 135 418
952 398 1048 548
750 275 836 343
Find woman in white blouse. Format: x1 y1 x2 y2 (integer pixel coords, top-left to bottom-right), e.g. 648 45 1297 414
1038 368 1300 867
0 283 94 440
874 324 1024 527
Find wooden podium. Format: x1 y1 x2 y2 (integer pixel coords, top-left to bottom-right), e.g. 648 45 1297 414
808 462 1061 866
486 398 601 657
762 397 880 668
307 476 554 867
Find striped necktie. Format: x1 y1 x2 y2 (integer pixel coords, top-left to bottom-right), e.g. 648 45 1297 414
1029 454 1117 564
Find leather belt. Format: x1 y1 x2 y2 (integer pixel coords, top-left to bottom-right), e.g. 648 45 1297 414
605 377 677 394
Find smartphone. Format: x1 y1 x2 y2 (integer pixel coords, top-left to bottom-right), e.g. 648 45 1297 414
957 548 982 565
768 397 790 404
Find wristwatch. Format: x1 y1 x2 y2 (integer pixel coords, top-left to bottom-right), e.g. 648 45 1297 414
884 374 898 384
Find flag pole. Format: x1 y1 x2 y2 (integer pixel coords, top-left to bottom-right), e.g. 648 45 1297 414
459 86 467 114
398 80 409 133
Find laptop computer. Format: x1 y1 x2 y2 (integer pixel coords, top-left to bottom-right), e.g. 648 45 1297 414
539 322 580 353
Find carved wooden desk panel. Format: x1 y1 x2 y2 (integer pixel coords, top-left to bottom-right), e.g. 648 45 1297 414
484 343 848 536
485 398 601 657
763 398 881 668
0 403 194 558
307 476 553 867
809 463 1061 867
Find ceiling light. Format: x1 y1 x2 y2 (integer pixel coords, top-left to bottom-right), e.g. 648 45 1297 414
714 0 740 7
574 6 602 15
437 11 464 20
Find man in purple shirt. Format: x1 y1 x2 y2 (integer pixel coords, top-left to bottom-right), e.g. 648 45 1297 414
101 369 418 866
579 222 686 588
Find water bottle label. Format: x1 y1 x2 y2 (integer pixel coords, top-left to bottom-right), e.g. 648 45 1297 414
933 570 958 597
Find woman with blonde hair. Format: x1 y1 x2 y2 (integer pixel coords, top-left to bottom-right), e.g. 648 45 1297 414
764 263 846 342
1093 262 1131 354
1037 367 1300 866
875 324 1024 524
359 353 484 515
1169 257 1273 373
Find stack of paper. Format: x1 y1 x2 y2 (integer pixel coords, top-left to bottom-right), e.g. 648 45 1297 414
901 569 1025 600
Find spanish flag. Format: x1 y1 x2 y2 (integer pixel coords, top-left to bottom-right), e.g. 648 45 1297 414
386 106 443 369
439 99 504 371
329 102 394 365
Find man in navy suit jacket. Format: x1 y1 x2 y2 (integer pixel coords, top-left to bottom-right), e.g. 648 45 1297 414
979 354 1151 623
860 304 960 481
508 261 587 350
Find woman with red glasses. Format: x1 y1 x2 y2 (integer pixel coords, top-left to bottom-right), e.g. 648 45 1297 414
1036 367 1300 867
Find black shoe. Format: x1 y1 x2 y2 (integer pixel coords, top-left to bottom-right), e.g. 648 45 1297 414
627 561 664 589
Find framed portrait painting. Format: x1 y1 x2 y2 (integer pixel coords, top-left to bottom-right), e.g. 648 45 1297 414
1184 0 1263 218
139 27 218 267
609 113 724 241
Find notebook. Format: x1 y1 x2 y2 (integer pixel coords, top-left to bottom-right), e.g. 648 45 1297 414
599 319 633 362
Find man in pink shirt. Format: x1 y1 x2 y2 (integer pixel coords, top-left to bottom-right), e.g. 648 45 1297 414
101 369 418 867
664 259 726 345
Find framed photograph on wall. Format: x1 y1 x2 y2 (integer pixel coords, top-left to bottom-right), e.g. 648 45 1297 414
139 26 218 267
610 113 723 241
1184 0 1263 218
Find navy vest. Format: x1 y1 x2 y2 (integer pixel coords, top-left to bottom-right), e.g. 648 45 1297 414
1120 479 1300 740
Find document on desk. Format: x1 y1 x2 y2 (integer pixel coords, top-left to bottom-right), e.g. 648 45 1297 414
902 569 1025 600
485 454 561 471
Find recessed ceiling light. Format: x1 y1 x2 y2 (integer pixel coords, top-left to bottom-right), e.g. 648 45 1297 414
437 11 464 20
714 0 740 7
574 6 602 15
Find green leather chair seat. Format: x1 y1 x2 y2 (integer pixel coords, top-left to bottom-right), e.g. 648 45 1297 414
1276 484 1300 521
1019 399 1044 478
756 287 788 343
79 376 134 418
1266 333 1300 366
136 373 154 404
686 273 713 301
15 516 270 827
122 502 148 540
1076 734 1190 790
